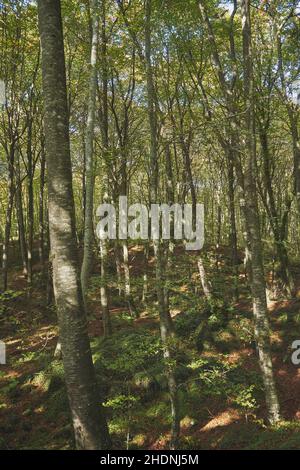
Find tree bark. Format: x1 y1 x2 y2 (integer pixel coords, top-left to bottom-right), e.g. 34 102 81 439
26 119 34 286
81 0 99 307
2 144 15 291
227 147 239 299
145 0 179 448
197 257 212 301
39 140 46 271
37 0 110 449
241 0 280 424
15 147 28 276
98 0 111 335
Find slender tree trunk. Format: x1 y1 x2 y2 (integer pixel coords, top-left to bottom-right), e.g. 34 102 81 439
142 243 149 302
2 145 15 291
122 240 130 298
27 120 34 286
39 141 46 271
82 131 86 233
81 0 99 307
227 147 239 299
145 0 179 448
15 147 28 276
114 240 122 296
100 237 112 336
122 239 138 317
259 128 294 296
46 259 53 306
241 0 280 425
178 118 212 306
37 0 110 449
99 0 111 335
215 190 221 270
164 141 175 328
197 257 212 301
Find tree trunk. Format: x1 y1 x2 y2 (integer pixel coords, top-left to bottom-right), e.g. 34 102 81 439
227 147 239 299
197 257 212 301
15 147 28 276
99 0 111 335
145 0 179 448
241 0 280 425
259 128 294 296
122 239 137 317
27 120 34 286
39 141 46 271
100 238 112 337
81 0 99 307
37 0 110 449
2 144 15 291
142 243 149 302
114 240 122 296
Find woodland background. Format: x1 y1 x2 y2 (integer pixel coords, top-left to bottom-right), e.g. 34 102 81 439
0 0 300 450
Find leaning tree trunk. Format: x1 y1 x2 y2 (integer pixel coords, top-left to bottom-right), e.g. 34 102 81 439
81 0 99 307
241 0 280 425
37 0 110 449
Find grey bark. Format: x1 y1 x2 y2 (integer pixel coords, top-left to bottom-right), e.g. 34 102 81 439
98 0 111 335
81 0 99 307
39 140 46 270
37 0 110 449
2 143 15 291
241 0 280 424
145 0 179 448
227 147 239 299
26 119 34 286
197 257 212 301
15 147 28 276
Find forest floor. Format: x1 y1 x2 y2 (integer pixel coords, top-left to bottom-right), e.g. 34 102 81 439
1 244 300 450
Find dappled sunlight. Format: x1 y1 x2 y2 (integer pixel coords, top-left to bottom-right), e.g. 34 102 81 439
200 408 241 433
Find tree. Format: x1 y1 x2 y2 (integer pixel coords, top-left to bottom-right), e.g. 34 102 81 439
198 0 280 424
144 0 180 448
81 0 99 307
37 0 110 449
240 0 280 424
